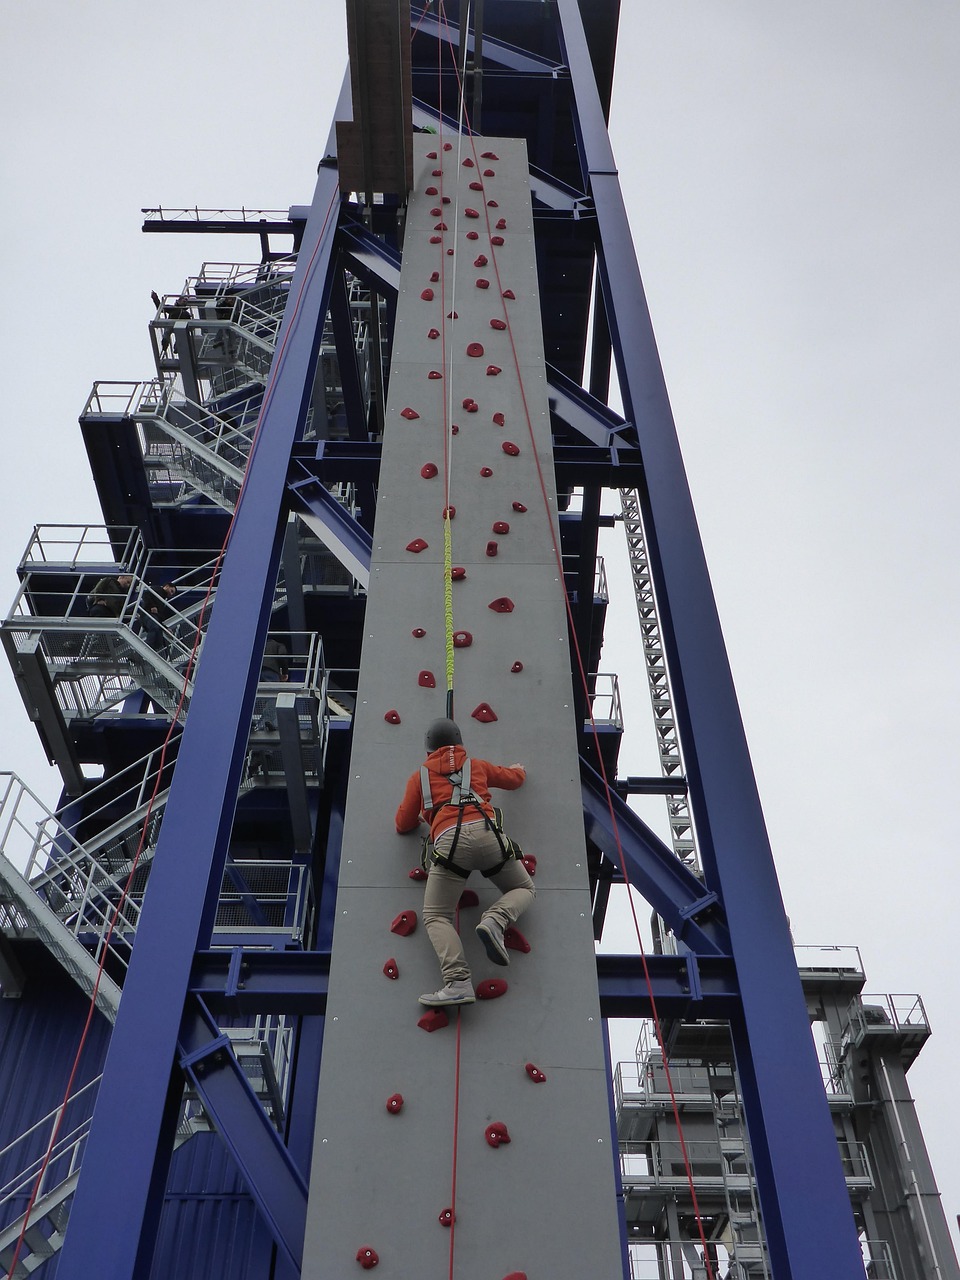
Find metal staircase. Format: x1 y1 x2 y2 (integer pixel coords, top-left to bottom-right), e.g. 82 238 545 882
0 749 176 1021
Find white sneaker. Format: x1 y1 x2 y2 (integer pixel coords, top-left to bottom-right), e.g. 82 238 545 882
418 979 476 1007
476 918 510 966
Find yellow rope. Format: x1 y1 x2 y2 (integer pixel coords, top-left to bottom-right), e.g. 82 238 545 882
443 513 455 698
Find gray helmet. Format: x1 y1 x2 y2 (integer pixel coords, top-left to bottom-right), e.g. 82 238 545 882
425 718 462 752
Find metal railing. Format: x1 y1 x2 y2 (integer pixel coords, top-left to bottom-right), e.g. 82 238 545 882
0 1075 99 1215
794 944 865 979
627 1239 761 1280
847 994 930 1038
214 862 314 945
587 672 623 730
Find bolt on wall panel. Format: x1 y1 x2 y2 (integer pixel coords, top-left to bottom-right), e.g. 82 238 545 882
303 137 623 1278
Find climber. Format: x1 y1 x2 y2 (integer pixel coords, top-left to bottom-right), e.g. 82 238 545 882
396 717 535 1007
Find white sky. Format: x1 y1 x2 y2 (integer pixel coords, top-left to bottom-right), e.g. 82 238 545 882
2 0 957 1254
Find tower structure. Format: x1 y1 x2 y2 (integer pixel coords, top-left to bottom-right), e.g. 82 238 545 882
0 4 955 1280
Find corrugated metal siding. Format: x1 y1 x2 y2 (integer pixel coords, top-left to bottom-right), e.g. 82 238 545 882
153 1135 272 1280
0 948 275 1279
0 944 110 1238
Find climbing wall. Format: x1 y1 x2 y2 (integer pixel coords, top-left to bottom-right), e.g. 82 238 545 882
303 136 624 1279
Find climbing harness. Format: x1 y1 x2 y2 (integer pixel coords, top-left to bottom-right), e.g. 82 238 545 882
419 758 523 878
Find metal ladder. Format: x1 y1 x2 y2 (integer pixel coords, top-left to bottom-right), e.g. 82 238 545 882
619 488 701 874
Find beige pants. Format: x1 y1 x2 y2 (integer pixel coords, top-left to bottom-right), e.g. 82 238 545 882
423 819 536 983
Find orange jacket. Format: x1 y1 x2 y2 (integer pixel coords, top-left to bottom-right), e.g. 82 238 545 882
395 744 525 840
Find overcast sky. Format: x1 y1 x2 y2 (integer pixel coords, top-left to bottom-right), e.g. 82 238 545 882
2 0 957 1254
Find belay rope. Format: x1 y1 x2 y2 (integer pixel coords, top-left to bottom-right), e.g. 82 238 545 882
419 757 523 878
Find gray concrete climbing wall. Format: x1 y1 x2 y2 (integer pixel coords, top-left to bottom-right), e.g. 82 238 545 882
303 136 624 1279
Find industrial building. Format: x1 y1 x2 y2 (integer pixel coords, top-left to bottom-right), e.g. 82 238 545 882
0 3 955 1278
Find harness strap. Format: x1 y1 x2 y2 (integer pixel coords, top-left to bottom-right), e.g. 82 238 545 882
421 758 517 876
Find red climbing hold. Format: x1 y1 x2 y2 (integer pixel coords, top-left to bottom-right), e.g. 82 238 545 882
474 254 488 267
430 207 442 217
476 278 490 290
512 501 527 512
491 235 504 246
487 198 499 207
384 709 401 724
446 247 454 254
433 222 447 232
425 185 438 196
486 365 501 377
465 207 480 219
390 910 417 936
400 407 420 420
420 288 434 301
480 466 494 478
439 1207 455 1228
503 1274 528 1280
386 1093 404 1113
490 318 507 330
450 425 459 435
485 1121 511 1147
492 412 506 427
451 566 467 581
502 441 520 456
427 327 440 339
484 169 496 178
462 398 478 413
420 462 438 479
459 888 479 907
481 151 499 160
432 169 443 176
356 1246 379 1269
488 597 514 612
485 542 498 557
472 702 498 722
443 142 453 151
428 370 443 379
418 1008 449 1032
466 341 484 357
522 855 537 876
442 195 451 204
506 927 531 953
466 230 479 240
452 630 472 648
510 661 523 674
406 538 428 552
418 671 436 688
412 627 426 638
492 520 510 534
462 156 474 166
502 289 515 300
430 270 440 282
409 866 427 881
447 310 459 319
383 958 399 979
429 235 442 244
525 1062 547 1083
476 978 508 1000
496 218 507 230
443 505 457 519
426 150 437 159
469 180 484 191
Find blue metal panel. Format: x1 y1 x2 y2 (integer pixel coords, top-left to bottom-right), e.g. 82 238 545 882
555 1 865 1275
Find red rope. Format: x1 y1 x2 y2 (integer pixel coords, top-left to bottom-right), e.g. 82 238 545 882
433 6 719 1274
4 187 339 1280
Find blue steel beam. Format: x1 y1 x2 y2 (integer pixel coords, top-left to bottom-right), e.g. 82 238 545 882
55 156 345 1280
556 2 865 1276
286 463 373 586
581 758 729 957
178 998 308 1272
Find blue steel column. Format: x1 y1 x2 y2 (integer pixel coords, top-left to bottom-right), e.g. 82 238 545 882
55 166 343 1279
555 2 864 1276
